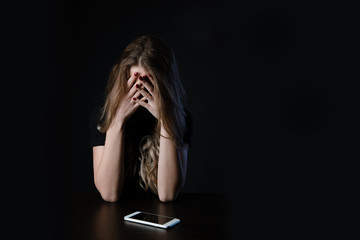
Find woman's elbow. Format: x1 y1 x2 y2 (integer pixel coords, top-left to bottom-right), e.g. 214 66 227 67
158 190 179 202
159 194 175 202
95 183 120 202
101 192 119 203
158 181 184 202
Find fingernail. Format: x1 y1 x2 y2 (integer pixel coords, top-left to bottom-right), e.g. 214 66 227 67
136 84 140 88
133 97 137 101
134 72 138 76
148 73 153 78
139 76 144 80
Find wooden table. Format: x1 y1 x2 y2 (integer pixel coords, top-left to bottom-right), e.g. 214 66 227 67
71 192 227 240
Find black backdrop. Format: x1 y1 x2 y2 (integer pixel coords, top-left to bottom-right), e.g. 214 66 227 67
68 1 228 193
66 1 346 194
44 0 356 239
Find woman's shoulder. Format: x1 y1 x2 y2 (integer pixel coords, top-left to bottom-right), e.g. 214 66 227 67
90 92 106 125
184 108 193 125
89 94 106 147
183 108 193 145
184 107 192 117
90 105 103 122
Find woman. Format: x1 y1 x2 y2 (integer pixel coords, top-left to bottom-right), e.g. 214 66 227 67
89 35 193 203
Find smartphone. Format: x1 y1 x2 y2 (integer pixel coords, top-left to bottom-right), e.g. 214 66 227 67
124 211 180 229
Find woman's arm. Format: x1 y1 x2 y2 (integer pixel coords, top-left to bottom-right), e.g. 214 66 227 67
92 72 141 202
134 75 189 202
93 124 125 203
157 124 189 202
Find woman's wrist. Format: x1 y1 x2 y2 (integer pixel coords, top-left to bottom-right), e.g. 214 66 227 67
160 122 171 138
108 119 125 133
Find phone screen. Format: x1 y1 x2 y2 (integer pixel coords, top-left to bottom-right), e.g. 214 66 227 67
130 212 174 224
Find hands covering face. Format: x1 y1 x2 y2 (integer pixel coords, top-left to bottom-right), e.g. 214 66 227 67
111 72 158 128
131 72 159 119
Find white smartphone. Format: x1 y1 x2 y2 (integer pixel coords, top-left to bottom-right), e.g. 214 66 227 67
124 211 180 229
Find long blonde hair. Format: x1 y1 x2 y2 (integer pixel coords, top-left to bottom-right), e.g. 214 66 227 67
99 35 186 194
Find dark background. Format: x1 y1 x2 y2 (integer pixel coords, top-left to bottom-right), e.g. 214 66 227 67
64 1 352 194
68 1 228 194
43 0 356 239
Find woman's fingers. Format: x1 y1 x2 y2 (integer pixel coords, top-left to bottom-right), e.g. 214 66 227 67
132 90 142 100
139 75 154 95
128 79 142 96
129 73 154 102
127 72 139 88
135 84 153 101
133 97 151 109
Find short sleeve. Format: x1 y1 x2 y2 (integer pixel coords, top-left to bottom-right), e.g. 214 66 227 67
89 106 106 147
183 109 193 146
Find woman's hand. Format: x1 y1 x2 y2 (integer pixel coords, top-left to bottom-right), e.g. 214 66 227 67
110 72 142 129
133 74 159 119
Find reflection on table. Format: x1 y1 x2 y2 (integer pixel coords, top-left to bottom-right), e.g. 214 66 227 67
71 192 226 240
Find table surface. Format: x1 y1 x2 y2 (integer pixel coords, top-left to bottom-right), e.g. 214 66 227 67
71 192 227 240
